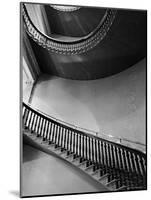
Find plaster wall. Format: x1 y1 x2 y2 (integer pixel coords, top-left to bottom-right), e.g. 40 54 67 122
30 59 146 147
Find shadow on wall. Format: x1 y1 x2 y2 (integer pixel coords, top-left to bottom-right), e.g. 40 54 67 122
30 59 146 144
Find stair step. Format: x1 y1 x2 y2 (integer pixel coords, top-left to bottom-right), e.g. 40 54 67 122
72 158 81 165
53 146 62 151
91 169 100 176
115 185 127 191
98 173 109 184
59 152 67 158
85 164 94 172
106 179 119 190
77 160 87 167
65 152 74 159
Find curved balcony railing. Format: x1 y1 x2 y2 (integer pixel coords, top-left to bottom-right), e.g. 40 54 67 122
22 4 117 55
22 102 146 189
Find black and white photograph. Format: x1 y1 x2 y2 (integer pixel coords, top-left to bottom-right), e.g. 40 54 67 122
20 2 147 198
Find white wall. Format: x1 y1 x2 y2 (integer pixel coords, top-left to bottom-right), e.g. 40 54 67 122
22 145 106 196
30 59 146 148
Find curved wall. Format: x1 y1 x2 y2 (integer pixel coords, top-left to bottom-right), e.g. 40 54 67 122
28 9 146 80
30 59 146 145
44 5 106 37
22 144 105 196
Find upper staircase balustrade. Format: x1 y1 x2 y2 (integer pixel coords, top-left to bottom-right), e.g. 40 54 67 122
22 4 117 55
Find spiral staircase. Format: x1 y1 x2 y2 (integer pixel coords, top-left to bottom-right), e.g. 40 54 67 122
22 3 147 193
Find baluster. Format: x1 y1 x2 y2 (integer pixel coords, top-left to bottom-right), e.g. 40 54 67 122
109 144 113 168
107 143 112 167
73 131 76 154
51 123 55 143
124 149 130 172
55 125 59 145
100 141 105 165
139 156 145 175
22 106 26 121
37 116 42 136
118 147 124 170
41 119 46 138
40 118 44 137
62 128 65 149
89 137 92 162
65 129 68 150
97 140 101 164
37 116 42 137
82 135 85 159
57 125 61 145
80 134 83 158
32 114 37 133
85 136 88 160
43 119 47 140
23 108 29 126
70 130 72 152
22 107 26 123
76 133 79 155
26 110 32 128
112 145 116 168
35 116 39 135
90 138 93 162
79 133 81 157
125 150 133 173
60 127 64 148
54 124 58 145
121 149 128 171
79 134 81 157
63 128 67 149
114 146 120 169
45 120 49 140
45 121 50 140
28 112 34 131
105 143 109 167
133 153 141 175
135 154 142 175
47 121 51 139
94 139 97 163
57 126 61 146
31 113 36 133
129 152 137 173
28 112 34 130
103 142 108 166
32 113 37 132
66 129 70 151
22 106 25 116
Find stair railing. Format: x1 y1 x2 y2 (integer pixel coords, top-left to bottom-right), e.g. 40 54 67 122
22 3 117 55
22 102 146 183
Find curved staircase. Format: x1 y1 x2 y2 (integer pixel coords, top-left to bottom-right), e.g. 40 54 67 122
22 102 147 192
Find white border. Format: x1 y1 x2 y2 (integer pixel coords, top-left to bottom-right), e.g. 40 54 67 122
0 0 150 199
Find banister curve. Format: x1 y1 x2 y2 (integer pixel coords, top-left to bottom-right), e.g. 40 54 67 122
22 4 117 55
